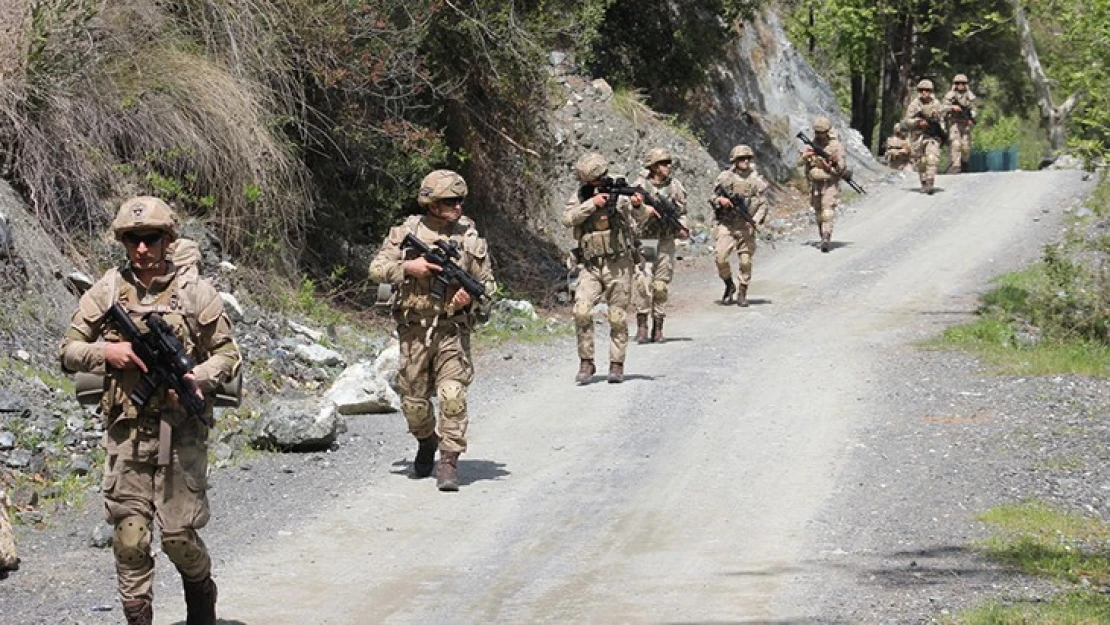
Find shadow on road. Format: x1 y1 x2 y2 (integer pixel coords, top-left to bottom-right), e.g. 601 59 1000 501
805 240 852 251
458 459 511 486
169 620 248 625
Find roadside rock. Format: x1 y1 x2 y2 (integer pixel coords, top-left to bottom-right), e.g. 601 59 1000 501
293 343 345 368
325 361 400 415
250 399 343 452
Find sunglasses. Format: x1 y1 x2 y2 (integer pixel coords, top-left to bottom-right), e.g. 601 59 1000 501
735 156 753 161
657 160 673 166
437 198 464 206
122 232 165 247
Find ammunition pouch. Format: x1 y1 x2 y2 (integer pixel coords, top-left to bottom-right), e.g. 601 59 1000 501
75 369 242 409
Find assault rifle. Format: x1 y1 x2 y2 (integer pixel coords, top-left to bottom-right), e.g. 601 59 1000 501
712 185 760 232
104 303 210 427
912 111 948 146
588 176 689 236
637 189 689 237
795 132 867 194
401 233 489 304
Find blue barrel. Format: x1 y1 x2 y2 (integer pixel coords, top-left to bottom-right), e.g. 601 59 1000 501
986 149 1006 171
1003 146 1019 171
968 151 987 173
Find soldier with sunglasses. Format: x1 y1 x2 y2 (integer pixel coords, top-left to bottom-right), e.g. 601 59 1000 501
59 197 241 625
632 148 688 342
369 170 496 491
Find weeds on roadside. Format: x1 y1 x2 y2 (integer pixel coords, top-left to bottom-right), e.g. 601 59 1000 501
954 501 1110 624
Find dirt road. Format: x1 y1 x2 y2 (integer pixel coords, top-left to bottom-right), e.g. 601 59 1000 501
147 170 1095 625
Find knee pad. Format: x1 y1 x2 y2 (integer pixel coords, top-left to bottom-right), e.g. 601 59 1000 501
573 302 593 327
401 396 432 421
609 306 627 326
739 253 752 273
651 280 668 299
161 528 204 568
113 515 152 568
438 381 467 417
925 154 940 167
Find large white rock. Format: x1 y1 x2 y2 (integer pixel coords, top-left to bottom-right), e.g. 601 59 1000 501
294 343 345 367
325 360 400 415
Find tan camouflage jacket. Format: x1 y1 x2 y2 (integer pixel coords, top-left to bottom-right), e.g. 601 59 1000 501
712 168 769 230
942 89 977 124
904 97 945 141
59 263 241 460
798 136 848 184
368 214 495 323
885 136 912 164
562 184 647 262
631 175 688 239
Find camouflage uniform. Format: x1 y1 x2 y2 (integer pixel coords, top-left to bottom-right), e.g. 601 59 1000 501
884 126 914 172
712 145 769 305
799 117 848 252
59 197 240 625
904 79 945 193
564 153 646 384
632 148 688 342
368 170 495 491
942 74 977 173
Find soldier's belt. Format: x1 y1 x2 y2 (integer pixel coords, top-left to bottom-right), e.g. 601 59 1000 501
75 370 242 409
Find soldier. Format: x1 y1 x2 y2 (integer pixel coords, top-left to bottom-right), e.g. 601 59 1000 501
563 152 652 384
712 145 769 305
884 124 914 172
632 147 688 342
59 197 241 625
369 170 495 492
904 78 945 194
799 117 848 252
943 74 977 173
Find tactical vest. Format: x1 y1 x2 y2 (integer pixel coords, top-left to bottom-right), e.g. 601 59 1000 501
575 189 632 261
638 177 683 239
394 215 485 321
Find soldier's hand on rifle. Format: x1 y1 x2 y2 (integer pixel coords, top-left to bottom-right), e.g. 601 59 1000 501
630 192 643 207
677 228 690 240
951 105 962 113
591 193 609 209
716 196 733 209
104 342 148 373
403 257 443 279
646 206 661 221
917 119 928 128
167 372 204 406
451 289 472 309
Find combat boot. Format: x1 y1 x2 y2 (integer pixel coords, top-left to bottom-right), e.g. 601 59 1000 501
635 313 650 343
721 278 736 304
736 284 749 307
575 359 595 385
607 362 624 384
413 434 439 478
651 317 665 343
437 451 460 492
122 600 153 625
820 235 830 253
183 575 217 625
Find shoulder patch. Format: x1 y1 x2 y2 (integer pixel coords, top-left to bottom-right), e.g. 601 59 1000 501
189 279 225 326
79 269 122 323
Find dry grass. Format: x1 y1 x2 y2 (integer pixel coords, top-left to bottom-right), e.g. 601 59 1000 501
1 0 310 268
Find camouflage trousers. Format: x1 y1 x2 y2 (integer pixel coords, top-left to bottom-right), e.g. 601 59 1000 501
948 121 972 170
915 137 942 186
715 223 758 286
809 181 840 239
633 237 676 318
398 321 474 453
102 422 211 603
574 254 633 363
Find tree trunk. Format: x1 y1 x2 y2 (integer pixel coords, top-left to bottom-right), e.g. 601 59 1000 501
879 11 914 154
1011 0 1080 153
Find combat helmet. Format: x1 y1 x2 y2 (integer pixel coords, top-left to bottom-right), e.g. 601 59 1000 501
729 145 755 161
112 196 178 241
417 170 468 207
575 153 609 183
643 148 673 168
917 79 934 91
952 74 969 84
813 117 833 133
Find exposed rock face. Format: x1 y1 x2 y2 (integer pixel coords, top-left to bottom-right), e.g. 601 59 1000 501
688 11 883 183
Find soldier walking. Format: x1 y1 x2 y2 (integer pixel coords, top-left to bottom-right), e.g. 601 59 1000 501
632 147 688 342
712 145 769 305
563 153 651 384
943 74 977 173
799 117 848 252
369 170 496 492
884 124 914 172
59 197 241 625
904 79 946 193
